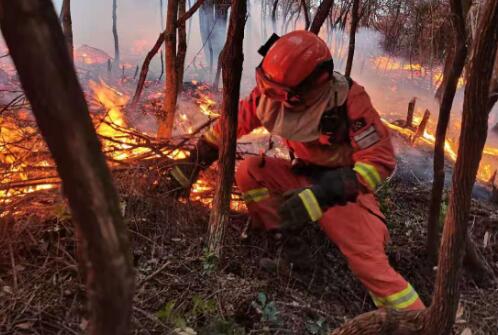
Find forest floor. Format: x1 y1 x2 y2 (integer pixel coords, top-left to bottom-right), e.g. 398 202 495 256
0 136 497 335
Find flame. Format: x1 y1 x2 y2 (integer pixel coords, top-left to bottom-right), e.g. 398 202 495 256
372 56 464 89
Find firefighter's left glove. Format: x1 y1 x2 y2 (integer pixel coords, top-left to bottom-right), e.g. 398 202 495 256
278 168 360 230
168 137 218 196
278 188 323 231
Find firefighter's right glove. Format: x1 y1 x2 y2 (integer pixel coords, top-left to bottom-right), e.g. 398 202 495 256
168 137 218 196
278 168 359 229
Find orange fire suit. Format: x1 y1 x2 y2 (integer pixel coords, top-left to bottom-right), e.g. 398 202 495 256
203 81 425 311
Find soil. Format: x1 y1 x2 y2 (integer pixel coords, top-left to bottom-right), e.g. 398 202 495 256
0 148 497 335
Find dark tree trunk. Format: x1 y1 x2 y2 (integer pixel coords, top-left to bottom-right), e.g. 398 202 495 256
309 0 334 34
60 0 73 62
300 0 310 30
345 0 360 77
208 0 247 256
271 0 279 32
0 1 134 334
426 0 498 332
158 0 179 138
427 0 468 263
113 0 120 65
177 0 188 92
330 0 498 333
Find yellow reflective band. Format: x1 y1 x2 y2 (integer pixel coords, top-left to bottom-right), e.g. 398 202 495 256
370 284 420 310
354 162 382 190
171 166 191 188
243 188 270 203
298 189 323 222
203 129 220 146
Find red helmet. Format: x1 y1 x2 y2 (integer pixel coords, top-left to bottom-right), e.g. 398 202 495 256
256 31 333 104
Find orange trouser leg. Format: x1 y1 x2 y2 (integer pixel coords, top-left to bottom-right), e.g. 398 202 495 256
235 156 425 311
235 156 309 230
320 193 425 311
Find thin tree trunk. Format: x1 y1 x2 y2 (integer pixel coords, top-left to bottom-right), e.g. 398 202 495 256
330 1 498 333
113 0 120 65
271 0 279 33
426 0 468 263
60 0 73 62
0 1 134 334
208 0 247 256
177 0 188 92
345 0 359 77
158 0 179 138
426 0 498 332
300 0 310 29
309 0 334 34
131 32 165 107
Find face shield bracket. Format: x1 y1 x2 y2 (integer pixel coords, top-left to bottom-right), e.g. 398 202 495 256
258 33 281 57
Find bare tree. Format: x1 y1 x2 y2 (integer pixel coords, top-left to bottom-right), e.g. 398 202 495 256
329 0 498 333
426 0 469 262
177 0 188 92
309 0 334 34
60 0 73 61
208 0 247 256
131 0 206 108
345 0 360 77
300 0 311 29
0 1 135 334
113 0 120 66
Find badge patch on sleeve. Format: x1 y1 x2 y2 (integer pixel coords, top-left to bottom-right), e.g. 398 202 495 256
353 126 380 149
351 118 367 132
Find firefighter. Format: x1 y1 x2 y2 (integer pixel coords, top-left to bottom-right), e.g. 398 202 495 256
169 30 425 311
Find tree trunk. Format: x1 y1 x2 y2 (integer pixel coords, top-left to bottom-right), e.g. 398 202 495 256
427 0 468 263
113 0 120 65
300 0 310 30
158 0 179 138
330 1 498 333
208 0 247 256
200 0 215 74
309 0 334 34
177 0 188 92
0 1 134 334
345 0 359 77
60 0 73 62
426 0 498 332
271 0 279 33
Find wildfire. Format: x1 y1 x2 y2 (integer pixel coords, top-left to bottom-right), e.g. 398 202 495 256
372 56 465 89
383 116 497 182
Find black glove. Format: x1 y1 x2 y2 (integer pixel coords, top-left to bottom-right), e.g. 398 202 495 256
278 167 359 229
168 137 218 195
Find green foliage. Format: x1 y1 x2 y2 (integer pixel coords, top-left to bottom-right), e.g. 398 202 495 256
199 318 246 335
251 292 280 324
157 295 219 332
305 317 329 335
438 197 448 228
201 248 218 274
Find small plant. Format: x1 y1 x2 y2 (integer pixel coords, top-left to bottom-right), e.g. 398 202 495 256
305 317 329 335
201 248 218 274
251 292 280 324
157 300 187 329
199 318 246 335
